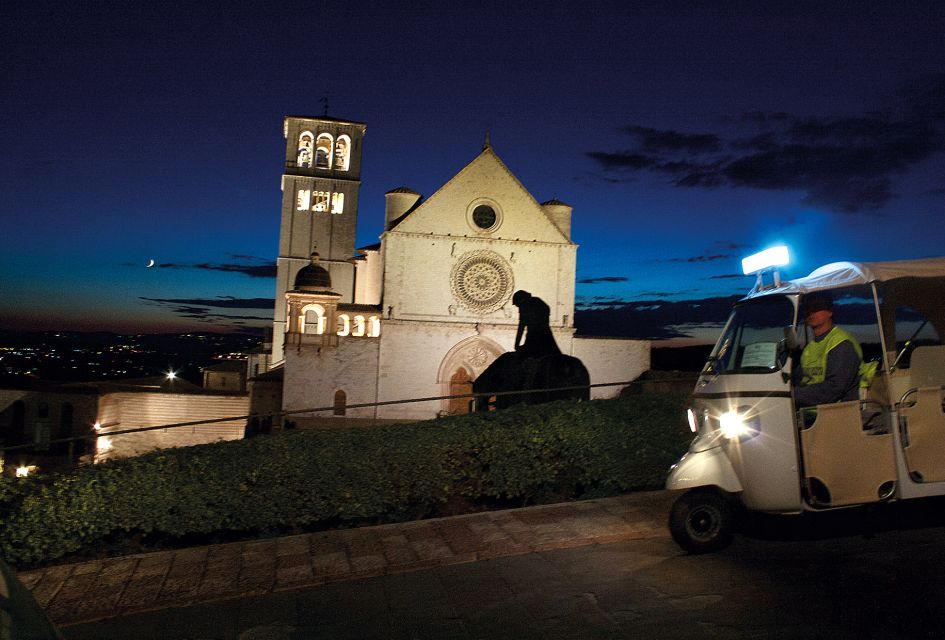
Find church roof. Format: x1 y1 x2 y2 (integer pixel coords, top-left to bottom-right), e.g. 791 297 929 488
541 197 571 207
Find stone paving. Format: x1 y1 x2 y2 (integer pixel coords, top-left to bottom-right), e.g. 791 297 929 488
18 491 673 627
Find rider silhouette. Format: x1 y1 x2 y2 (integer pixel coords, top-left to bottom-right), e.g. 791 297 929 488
512 290 561 358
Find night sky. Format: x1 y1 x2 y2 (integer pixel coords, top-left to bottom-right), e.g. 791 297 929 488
3 1 944 342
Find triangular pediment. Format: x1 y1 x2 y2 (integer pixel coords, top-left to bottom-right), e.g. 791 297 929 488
388 147 571 244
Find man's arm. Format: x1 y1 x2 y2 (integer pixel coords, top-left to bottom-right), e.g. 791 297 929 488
794 341 861 407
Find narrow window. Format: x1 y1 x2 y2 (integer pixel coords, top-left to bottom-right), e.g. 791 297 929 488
316 133 333 168
297 132 314 167
333 390 346 416
312 191 329 212
297 189 311 211
331 192 344 214
334 135 351 171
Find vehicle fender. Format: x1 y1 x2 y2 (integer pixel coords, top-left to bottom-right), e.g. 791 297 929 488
665 446 743 493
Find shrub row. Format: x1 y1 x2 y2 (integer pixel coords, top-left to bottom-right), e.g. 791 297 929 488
0 393 691 566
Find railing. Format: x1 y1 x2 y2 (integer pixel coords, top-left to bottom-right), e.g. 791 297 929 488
0 379 642 456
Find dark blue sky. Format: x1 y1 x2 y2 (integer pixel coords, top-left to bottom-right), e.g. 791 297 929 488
3 1 944 341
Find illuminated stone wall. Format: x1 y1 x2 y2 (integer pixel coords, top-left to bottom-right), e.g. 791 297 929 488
94 392 248 462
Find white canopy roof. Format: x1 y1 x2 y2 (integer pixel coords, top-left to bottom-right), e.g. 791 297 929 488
748 257 945 299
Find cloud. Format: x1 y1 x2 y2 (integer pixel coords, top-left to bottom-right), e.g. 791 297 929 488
587 74 945 213
624 125 721 153
140 296 275 326
577 276 629 284
667 254 732 264
145 255 277 278
574 295 742 340
141 297 274 309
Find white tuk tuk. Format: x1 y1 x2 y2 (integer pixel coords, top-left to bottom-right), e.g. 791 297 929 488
667 255 945 553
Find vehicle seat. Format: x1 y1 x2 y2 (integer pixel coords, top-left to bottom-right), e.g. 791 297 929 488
801 400 896 506
900 387 945 482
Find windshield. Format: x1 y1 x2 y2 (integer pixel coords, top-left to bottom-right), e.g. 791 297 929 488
706 296 795 374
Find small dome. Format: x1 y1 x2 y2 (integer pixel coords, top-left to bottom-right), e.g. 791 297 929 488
541 197 570 207
385 186 420 195
293 252 332 291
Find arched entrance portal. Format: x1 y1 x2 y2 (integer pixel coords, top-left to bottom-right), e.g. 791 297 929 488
437 336 505 416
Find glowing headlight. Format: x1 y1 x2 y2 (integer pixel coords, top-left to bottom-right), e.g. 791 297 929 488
687 408 697 433
718 409 760 440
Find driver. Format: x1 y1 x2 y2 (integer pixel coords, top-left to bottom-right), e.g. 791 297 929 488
794 292 864 408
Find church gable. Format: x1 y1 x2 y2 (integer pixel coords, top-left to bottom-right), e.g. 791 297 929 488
389 147 570 244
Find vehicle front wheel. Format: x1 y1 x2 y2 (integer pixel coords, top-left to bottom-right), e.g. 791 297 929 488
668 489 736 554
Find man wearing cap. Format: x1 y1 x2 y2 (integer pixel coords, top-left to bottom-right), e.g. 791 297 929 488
794 292 864 407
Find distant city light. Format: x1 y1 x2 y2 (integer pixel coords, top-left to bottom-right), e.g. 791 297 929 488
742 246 789 275
166 370 177 380
15 465 36 478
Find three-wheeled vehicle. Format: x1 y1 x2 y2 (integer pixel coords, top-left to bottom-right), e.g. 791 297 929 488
667 254 945 553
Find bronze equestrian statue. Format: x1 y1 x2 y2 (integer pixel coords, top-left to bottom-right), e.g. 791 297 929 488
473 291 590 410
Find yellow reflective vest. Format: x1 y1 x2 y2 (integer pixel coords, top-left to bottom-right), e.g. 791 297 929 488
800 326 874 389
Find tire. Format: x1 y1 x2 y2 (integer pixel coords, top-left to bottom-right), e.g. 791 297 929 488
669 489 736 554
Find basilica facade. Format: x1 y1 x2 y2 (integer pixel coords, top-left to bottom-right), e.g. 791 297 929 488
267 115 649 423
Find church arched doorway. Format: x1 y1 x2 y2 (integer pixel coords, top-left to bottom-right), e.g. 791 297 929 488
448 368 473 415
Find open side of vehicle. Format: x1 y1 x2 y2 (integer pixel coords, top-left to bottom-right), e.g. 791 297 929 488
667 257 945 553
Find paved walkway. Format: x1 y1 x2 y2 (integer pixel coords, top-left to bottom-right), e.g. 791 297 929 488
18 491 673 628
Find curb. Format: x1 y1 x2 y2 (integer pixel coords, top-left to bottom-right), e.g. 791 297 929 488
18 490 673 627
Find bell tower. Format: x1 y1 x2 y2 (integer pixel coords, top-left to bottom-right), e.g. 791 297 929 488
272 115 367 365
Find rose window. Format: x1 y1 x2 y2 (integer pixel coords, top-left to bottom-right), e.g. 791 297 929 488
450 251 514 313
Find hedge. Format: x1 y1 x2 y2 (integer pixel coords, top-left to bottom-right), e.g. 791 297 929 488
0 393 691 566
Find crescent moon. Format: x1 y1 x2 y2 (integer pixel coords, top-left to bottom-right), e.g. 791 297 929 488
147 259 155 268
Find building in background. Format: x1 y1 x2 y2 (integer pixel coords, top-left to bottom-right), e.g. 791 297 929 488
261 116 650 425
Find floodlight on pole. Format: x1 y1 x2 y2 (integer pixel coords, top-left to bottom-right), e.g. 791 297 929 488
742 245 789 291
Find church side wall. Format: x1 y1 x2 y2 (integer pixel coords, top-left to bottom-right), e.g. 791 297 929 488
570 337 651 399
283 339 380 419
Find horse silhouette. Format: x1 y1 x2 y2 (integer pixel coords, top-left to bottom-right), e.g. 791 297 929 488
472 351 590 411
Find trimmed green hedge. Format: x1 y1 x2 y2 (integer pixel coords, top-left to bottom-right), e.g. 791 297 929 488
0 393 691 566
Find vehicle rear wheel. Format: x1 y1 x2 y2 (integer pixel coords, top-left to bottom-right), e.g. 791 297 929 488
669 489 735 554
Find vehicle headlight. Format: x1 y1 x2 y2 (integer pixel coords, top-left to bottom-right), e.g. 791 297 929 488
718 408 760 441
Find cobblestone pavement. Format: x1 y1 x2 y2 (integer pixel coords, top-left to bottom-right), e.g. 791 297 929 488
18 491 673 627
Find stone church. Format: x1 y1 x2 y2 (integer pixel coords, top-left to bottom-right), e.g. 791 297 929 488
261 115 649 424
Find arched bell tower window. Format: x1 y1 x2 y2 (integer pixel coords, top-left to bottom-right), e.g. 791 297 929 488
316 133 333 168
297 131 314 168
333 390 346 416
301 303 326 334
334 135 351 171
367 315 381 337
352 315 365 337
336 313 350 336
